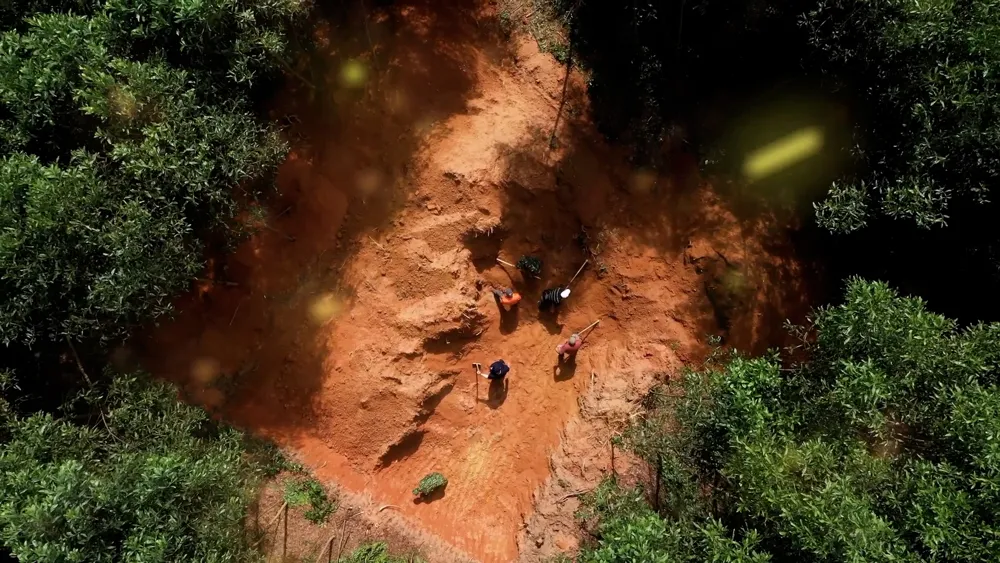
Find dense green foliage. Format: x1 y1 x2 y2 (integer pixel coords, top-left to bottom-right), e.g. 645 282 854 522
413 472 447 497
560 0 1000 320
284 476 338 524
0 374 281 562
565 0 1000 233
337 542 423 563
805 0 1000 233
0 0 304 350
0 0 308 560
579 279 1000 562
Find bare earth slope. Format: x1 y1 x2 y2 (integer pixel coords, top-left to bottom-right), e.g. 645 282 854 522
136 1 814 561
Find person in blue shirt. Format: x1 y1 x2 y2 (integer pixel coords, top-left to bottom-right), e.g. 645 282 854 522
474 359 510 380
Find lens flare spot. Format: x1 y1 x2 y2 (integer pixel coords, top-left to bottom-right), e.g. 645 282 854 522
199 387 225 409
630 169 657 194
743 127 824 181
356 168 383 196
340 60 368 89
309 293 342 325
387 89 410 115
191 357 221 385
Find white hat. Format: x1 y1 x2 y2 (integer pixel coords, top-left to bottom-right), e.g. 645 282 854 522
560 288 571 299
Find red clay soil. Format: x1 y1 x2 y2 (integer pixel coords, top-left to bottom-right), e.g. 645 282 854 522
136 1 816 561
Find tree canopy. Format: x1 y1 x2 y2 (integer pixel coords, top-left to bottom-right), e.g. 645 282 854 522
0 373 284 562
0 0 306 559
806 0 1000 233
579 278 1000 562
0 0 304 350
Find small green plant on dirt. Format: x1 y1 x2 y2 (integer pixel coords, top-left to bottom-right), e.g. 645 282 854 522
284 477 338 524
516 255 543 277
548 41 571 64
338 541 423 562
499 10 514 38
577 226 611 278
413 472 448 498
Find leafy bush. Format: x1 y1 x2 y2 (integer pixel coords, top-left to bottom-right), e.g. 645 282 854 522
0 0 297 352
0 0 309 560
578 278 1000 562
805 0 1000 233
284 476 338 524
0 373 274 562
337 542 421 563
413 472 447 497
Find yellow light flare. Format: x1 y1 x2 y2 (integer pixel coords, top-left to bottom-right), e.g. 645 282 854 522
340 60 368 89
190 357 221 385
743 127 824 180
356 168 383 196
630 169 657 194
309 293 343 325
387 89 410 115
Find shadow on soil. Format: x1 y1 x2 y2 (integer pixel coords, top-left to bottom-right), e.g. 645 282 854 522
553 355 577 381
488 71 819 356
135 0 517 439
479 377 508 409
413 483 448 504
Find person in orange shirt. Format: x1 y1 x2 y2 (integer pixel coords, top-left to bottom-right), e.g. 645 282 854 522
492 287 522 311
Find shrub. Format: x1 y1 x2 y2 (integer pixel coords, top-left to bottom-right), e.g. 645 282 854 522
805 0 1000 233
0 373 274 562
284 476 338 524
577 278 1000 562
338 542 421 563
0 0 302 365
413 472 447 497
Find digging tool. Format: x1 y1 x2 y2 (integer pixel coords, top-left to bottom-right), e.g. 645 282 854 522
568 259 589 285
579 319 601 336
473 363 481 403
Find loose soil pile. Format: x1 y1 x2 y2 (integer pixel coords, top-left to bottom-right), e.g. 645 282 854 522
137 1 815 560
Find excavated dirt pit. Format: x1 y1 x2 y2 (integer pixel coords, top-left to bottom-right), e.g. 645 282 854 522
136 1 816 561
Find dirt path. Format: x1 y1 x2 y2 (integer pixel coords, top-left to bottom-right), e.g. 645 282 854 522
136 1 815 561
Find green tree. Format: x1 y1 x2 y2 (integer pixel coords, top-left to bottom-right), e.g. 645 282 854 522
0 1 295 350
578 279 1000 562
0 0 308 560
0 373 279 562
805 0 1000 233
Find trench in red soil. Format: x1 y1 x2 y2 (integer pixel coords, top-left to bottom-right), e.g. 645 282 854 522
134 1 817 561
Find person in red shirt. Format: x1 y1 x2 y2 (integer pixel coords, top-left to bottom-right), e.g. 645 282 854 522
492 287 522 311
556 333 584 360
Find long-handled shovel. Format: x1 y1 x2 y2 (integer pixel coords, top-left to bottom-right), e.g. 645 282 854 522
578 319 601 336
472 363 481 404
568 259 589 285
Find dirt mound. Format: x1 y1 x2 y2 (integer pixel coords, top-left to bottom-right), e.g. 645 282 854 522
136 1 816 561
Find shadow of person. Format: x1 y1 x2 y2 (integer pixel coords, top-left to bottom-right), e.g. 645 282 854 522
553 355 578 381
494 295 521 335
480 377 508 409
412 482 448 504
537 308 564 335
